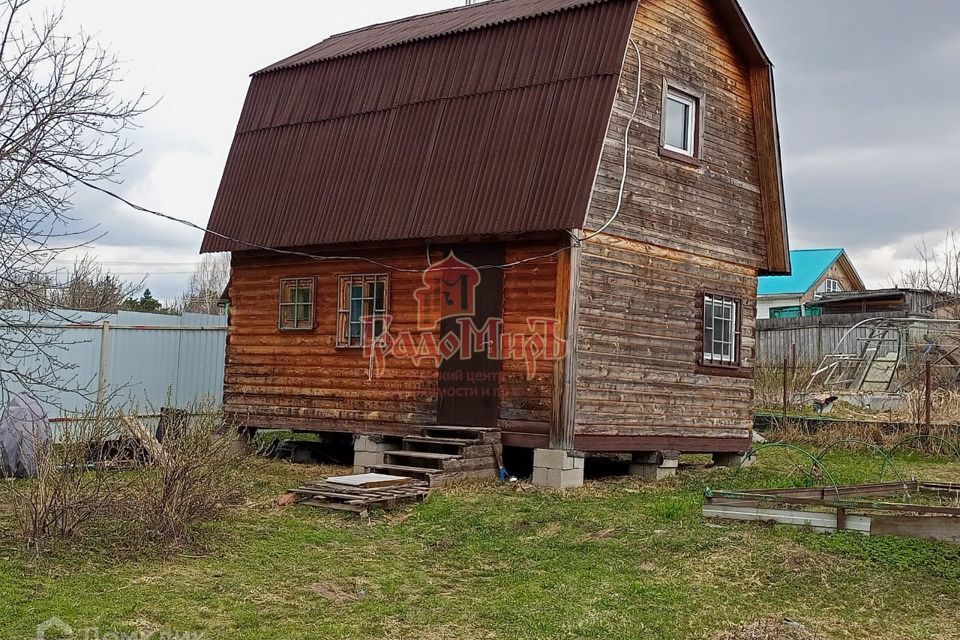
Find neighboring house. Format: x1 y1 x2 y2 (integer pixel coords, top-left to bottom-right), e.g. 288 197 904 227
757 249 864 319
203 0 789 487
806 288 960 318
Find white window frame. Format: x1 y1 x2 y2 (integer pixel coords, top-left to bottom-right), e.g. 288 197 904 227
336 273 389 348
663 90 698 157
702 294 740 367
815 278 844 300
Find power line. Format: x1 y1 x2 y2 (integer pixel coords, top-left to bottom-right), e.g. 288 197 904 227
59 167 571 274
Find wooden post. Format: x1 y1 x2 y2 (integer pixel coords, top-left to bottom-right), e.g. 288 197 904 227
782 354 789 429
924 360 932 434
551 232 581 451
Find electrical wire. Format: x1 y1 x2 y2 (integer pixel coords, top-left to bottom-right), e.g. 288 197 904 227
581 38 642 243
61 166 570 274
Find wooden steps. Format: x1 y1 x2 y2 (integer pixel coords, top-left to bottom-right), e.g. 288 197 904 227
363 425 502 486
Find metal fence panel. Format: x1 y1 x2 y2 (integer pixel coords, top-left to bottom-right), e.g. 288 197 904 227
0 310 227 417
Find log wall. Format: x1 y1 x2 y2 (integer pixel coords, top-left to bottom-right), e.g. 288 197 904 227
571 0 765 451
225 241 560 436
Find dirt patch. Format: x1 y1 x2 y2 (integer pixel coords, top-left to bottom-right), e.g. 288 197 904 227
307 582 361 604
713 617 822 640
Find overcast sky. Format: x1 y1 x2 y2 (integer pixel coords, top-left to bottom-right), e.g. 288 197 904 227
46 0 960 300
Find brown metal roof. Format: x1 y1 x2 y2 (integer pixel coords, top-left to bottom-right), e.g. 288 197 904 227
201 0 638 253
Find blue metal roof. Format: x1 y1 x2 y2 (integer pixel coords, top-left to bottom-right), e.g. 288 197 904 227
758 249 844 296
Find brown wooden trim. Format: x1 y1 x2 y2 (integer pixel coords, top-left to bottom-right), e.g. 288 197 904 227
278 276 316 332
750 66 790 275
694 363 753 379
659 77 706 161
551 232 581 450
657 146 703 167
504 431 751 454
695 289 745 373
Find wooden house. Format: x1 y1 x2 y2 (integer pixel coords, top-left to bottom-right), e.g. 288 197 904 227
758 249 864 319
202 0 791 486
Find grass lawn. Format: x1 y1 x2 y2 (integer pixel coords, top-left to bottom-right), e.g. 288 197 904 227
2 449 959 639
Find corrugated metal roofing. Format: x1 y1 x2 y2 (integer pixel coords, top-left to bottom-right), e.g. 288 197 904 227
758 249 845 296
201 0 638 253
261 0 619 73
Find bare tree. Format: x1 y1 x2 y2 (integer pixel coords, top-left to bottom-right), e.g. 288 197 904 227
897 231 960 293
49 255 144 313
0 0 148 404
174 253 230 315
895 230 960 319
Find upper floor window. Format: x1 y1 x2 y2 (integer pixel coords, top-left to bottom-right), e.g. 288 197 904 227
660 81 703 161
279 278 315 330
815 278 844 299
337 274 389 348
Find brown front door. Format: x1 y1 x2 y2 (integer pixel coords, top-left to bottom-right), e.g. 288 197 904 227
437 245 505 427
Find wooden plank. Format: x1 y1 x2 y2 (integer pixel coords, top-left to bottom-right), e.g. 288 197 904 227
326 473 413 488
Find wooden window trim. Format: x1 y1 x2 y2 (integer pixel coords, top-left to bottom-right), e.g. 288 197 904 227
278 277 316 332
336 273 390 349
695 290 750 378
659 77 706 166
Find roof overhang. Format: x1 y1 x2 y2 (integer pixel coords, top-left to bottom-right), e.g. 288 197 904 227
706 0 789 276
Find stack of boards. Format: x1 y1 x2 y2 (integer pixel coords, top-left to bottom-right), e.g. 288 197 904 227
289 473 431 516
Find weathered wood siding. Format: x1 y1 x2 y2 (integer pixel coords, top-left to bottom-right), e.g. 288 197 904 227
583 0 766 269
572 0 765 450
575 235 757 442
226 242 560 436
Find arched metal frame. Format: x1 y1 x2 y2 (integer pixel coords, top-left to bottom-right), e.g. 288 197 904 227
730 442 843 498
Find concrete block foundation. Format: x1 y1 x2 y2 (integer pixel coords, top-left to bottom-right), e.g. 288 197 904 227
353 435 400 473
629 450 679 481
532 449 585 489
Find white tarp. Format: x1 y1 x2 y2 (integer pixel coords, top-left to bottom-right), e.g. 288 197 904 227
0 393 51 478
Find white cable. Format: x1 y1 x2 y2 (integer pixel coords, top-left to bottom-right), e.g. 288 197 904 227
581 38 642 243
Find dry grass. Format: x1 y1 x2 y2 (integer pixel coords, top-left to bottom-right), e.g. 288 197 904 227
713 618 822 640
0 408 248 554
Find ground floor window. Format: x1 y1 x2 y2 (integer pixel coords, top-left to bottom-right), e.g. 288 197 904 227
279 278 315 330
337 274 389 347
702 294 740 367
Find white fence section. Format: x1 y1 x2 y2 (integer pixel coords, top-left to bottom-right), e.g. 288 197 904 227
0 309 228 417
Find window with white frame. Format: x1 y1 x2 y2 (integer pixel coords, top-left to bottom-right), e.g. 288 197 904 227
815 278 844 299
702 294 740 367
662 85 701 157
337 274 389 347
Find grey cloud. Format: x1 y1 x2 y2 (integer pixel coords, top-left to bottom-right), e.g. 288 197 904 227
741 0 960 261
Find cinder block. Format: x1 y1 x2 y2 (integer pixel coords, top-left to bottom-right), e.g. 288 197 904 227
629 463 676 481
354 435 397 453
534 466 584 489
532 466 550 487
633 451 680 468
534 448 574 470
353 451 382 468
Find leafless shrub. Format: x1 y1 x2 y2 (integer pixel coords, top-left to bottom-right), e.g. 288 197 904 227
0 413 120 549
124 409 247 545
0 408 249 554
